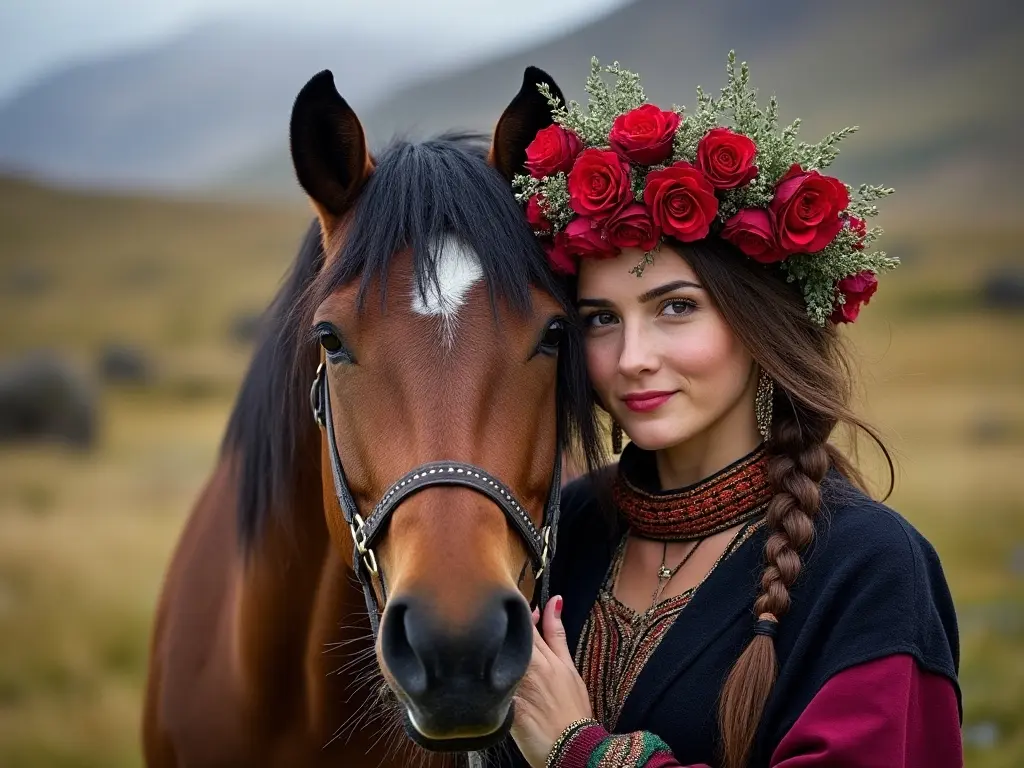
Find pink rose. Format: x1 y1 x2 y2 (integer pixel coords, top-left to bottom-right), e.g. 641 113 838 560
605 203 660 251
524 124 583 179
770 164 850 254
721 208 785 263
695 127 758 189
609 104 682 165
830 271 878 324
567 148 633 222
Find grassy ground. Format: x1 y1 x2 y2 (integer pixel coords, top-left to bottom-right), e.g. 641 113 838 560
0 177 1021 766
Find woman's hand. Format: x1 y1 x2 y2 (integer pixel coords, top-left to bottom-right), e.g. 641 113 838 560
510 595 595 768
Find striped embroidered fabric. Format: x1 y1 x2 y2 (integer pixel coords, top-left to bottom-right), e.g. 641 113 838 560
553 721 681 768
588 729 672 767
575 520 765 730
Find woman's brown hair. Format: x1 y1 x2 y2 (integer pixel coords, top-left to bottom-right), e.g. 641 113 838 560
674 237 893 768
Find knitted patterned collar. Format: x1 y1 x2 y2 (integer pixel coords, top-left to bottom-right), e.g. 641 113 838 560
612 442 772 541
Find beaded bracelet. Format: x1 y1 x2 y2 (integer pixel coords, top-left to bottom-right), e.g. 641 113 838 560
544 718 600 768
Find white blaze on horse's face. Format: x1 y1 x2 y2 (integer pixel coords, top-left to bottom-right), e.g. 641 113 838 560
412 236 484 349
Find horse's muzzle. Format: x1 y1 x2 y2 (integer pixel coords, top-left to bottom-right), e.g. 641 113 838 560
380 588 533 750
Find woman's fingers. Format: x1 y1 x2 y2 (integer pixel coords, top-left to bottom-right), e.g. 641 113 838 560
540 595 574 664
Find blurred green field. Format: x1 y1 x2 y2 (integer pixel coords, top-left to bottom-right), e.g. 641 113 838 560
0 176 1021 767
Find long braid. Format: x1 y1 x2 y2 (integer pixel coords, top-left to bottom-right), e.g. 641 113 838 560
717 396 832 768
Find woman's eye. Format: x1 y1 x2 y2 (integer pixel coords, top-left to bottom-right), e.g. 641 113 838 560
586 311 618 328
539 319 565 351
319 331 343 354
661 300 696 317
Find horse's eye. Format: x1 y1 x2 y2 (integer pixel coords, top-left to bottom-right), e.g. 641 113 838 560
319 331 343 354
538 319 565 353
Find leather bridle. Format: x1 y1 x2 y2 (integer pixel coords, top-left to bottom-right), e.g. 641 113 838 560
310 362 562 636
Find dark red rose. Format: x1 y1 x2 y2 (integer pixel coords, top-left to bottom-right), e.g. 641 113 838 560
721 209 785 263
770 164 850 254
524 124 583 179
605 203 660 251
695 127 758 189
609 104 682 165
544 238 576 276
567 148 633 222
643 162 718 242
830 271 878 324
525 194 552 233
560 216 618 260
847 215 867 250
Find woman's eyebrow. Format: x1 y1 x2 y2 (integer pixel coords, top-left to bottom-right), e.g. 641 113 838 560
577 280 704 308
637 280 703 303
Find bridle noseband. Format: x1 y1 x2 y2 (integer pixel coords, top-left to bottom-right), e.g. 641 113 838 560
310 362 561 635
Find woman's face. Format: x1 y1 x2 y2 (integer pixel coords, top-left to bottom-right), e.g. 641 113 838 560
577 245 757 452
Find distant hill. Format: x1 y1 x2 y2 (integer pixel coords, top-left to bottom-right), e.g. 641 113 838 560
0 21 446 188
229 0 1024 224
1 0 1021 225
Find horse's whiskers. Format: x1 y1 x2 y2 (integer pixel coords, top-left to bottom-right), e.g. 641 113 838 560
322 633 374 652
328 648 378 676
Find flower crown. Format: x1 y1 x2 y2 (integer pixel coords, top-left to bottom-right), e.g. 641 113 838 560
512 53 898 325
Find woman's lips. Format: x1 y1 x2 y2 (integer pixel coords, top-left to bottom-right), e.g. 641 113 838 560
621 391 676 413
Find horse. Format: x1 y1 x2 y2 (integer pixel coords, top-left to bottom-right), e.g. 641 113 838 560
142 65 602 767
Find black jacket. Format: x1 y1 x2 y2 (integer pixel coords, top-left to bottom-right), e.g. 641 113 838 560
494 463 960 767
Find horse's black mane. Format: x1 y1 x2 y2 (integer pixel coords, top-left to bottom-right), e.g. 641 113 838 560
223 133 602 549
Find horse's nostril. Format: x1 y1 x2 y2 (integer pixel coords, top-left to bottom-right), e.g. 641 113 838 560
488 595 532 693
380 591 533 704
380 599 428 697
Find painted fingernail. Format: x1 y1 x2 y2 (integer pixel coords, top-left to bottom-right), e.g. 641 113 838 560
555 596 563 617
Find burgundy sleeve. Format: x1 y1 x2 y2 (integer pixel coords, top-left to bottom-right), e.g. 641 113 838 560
770 653 962 767
555 654 961 768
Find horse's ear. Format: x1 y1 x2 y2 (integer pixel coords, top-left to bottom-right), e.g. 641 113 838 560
290 70 373 227
490 66 565 182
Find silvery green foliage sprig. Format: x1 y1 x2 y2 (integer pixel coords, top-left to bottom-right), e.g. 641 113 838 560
785 218 898 324
787 182 895 324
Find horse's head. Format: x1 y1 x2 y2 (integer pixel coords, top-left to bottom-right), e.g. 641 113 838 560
288 69 600 750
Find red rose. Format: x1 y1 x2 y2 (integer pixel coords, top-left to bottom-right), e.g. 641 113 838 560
567 148 633 222
609 104 682 165
770 164 850 254
847 215 867 250
643 162 719 242
830 271 878 324
695 127 758 190
721 209 785 263
525 194 552 233
544 239 576 276
605 203 660 251
560 216 618 260
524 124 583 179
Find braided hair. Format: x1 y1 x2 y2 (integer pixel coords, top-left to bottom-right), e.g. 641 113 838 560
676 238 892 768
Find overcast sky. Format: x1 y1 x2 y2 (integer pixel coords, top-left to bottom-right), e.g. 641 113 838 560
0 0 630 101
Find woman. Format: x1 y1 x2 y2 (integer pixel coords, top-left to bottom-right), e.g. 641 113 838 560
499 57 962 768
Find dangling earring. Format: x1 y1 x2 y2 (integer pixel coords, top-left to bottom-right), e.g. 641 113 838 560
611 420 624 454
755 371 774 441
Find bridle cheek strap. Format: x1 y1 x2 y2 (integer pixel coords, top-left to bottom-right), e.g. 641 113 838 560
311 363 562 636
